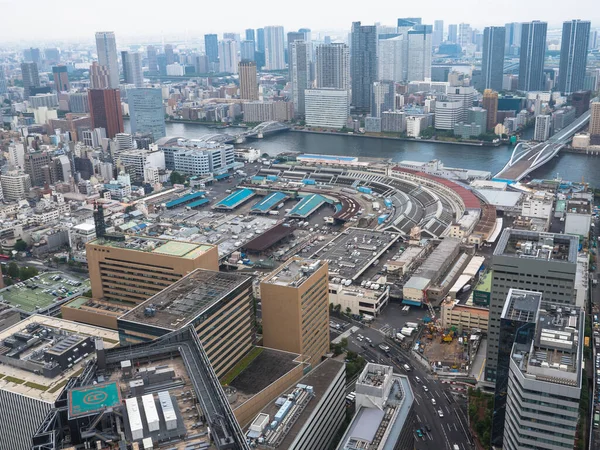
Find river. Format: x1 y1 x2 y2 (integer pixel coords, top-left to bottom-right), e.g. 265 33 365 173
128 121 600 187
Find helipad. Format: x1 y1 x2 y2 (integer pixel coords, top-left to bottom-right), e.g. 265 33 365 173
68 381 122 418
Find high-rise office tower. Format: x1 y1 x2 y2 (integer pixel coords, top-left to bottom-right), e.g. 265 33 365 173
447 86 476 122
0 65 7 95
458 23 471 47
482 27 506 91
397 17 421 27
240 41 255 61
371 81 395 117
164 44 175 64
95 31 119 89
26 47 41 68
219 39 239 74
316 43 349 90
260 257 330 368
256 28 265 52
378 36 407 83
204 34 219 63
407 25 432 82
239 61 259 100
147 45 158 73
482 89 499 130
88 89 124 139
299 28 313 62
245 28 255 44
21 62 40 99
589 102 600 145
52 65 69 92
504 22 522 55
287 31 305 76
350 22 378 112
121 51 143 87
558 20 591 94
518 21 548 92
264 26 285 70
223 32 240 43
290 40 310 116
89 61 110 89
44 48 60 65
484 229 578 382
128 88 166 140
534 114 552 141
433 20 444 47
448 24 458 43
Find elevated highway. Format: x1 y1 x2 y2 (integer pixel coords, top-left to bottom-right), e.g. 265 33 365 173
495 100 596 181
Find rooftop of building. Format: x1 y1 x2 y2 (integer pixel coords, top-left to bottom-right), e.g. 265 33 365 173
474 271 493 293
494 229 578 263
312 228 401 281
0 315 118 402
337 363 414 450
245 358 344 448
119 269 251 330
416 237 461 280
566 199 591 215
501 289 542 323
262 257 324 288
89 235 214 259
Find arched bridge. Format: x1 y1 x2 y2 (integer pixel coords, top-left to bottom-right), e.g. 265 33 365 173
195 122 291 145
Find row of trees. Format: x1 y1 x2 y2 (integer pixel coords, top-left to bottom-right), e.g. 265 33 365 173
1 262 39 285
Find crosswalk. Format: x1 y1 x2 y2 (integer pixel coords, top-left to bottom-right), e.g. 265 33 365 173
379 324 394 336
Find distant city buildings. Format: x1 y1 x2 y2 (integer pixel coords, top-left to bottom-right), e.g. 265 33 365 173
316 43 349 90
128 88 165 140
351 22 378 113
204 34 219 64
264 26 285 70
51 65 69 92
95 31 119 89
290 40 310 116
219 39 239 74
121 51 143 87
407 25 432 81
518 21 547 91
558 20 591 94
482 27 505 91
21 61 40 99
239 61 259 100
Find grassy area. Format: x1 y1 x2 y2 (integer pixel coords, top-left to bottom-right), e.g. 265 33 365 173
468 388 493 447
3 375 24 384
24 381 49 391
47 379 68 394
221 347 264 386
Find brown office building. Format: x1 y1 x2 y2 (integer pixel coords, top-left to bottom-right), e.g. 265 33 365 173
62 236 218 329
239 61 259 100
571 90 591 117
89 61 110 89
88 88 124 138
117 268 254 378
590 102 600 145
260 257 330 368
52 65 70 92
482 89 498 131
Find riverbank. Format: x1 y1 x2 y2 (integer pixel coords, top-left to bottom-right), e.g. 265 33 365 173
289 128 507 147
562 146 600 155
165 119 248 128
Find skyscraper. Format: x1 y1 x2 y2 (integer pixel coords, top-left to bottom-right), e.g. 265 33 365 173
448 24 458 43
350 22 378 112
245 28 255 44
128 88 165 140
504 22 522 55
290 40 310 116
264 26 285 70
147 45 158 73
589 102 600 145
204 34 219 63
407 25 432 82
52 65 69 92
558 20 591 94
458 23 471 47
518 21 548 92
121 51 143 87
240 41 255 62
482 89 499 130
239 61 259 100
287 31 305 77
219 39 239 74
164 44 175 64
44 48 60 65
378 36 407 83
88 89 124 139
95 32 119 89
433 20 444 47
484 229 578 382
482 27 506 91
316 43 349 90
371 81 395 117
21 62 40 99
89 61 110 89
256 28 265 52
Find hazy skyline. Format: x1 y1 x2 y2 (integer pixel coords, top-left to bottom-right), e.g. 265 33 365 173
0 0 597 43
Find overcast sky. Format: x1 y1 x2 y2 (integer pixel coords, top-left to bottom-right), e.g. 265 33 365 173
0 0 597 44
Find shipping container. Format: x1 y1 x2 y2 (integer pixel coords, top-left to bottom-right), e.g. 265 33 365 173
302 179 316 185
126 397 144 441
142 394 160 432
158 391 177 430
357 186 372 194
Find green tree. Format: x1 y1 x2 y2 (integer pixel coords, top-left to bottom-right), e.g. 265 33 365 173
345 307 352 316
169 171 186 184
19 266 39 281
7 262 19 279
14 240 27 252
3 277 12 286
334 304 341 313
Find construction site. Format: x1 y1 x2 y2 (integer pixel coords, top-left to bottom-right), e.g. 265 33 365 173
417 323 470 372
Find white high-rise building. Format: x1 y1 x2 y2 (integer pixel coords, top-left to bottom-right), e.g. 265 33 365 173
433 20 444 46
0 171 32 201
219 39 239 74
407 27 432 81
7 142 25 168
95 31 119 89
458 23 472 47
122 51 143 88
378 36 407 82
446 86 476 122
315 43 349 90
305 89 349 129
264 26 285 70
434 101 463 130
534 114 552 141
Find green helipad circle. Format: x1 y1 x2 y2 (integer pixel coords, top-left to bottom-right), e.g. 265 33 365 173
83 390 108 405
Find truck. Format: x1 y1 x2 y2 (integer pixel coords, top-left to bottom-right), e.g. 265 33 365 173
400 327 415 336
396 333 406 341
269 211 280 215
372 202 381 211
405 322 419 329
